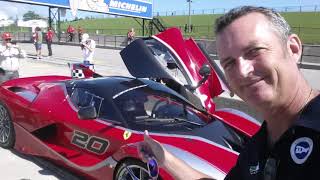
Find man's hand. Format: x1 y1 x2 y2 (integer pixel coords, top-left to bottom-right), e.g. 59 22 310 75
138 130 216 180
138 130 166 166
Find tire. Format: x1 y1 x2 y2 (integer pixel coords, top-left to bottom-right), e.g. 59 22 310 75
115 159 161 180
0 102 15 149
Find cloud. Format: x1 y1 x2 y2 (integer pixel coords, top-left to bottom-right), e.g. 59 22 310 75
0 11 8 20
0 1 46 19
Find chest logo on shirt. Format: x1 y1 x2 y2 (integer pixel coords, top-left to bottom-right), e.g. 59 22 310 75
290 137 313 164
249 162 260 175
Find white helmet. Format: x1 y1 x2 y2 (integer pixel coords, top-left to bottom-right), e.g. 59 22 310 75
81 33 89 42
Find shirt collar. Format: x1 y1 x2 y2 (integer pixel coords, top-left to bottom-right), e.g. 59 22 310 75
294 94 320 131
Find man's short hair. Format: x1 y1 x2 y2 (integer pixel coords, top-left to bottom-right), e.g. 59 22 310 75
214 6 291 43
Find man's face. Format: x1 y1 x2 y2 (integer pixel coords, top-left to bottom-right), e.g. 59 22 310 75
216 13 299 108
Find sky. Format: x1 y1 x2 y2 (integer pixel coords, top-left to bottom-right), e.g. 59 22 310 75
0 0 319 20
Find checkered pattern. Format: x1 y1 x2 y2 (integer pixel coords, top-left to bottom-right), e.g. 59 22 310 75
72 69 84 78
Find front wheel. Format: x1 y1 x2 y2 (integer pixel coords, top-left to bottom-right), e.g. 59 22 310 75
115 159 160 180
0 102 15 149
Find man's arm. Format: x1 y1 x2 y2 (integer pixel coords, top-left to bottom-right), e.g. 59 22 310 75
138 131 215 180
163 150 214 180
82 40 95 52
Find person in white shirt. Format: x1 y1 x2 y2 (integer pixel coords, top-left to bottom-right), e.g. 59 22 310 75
0 32 26 83
80 33 96 65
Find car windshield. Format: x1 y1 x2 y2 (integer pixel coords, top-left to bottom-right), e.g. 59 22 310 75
112 85 209 131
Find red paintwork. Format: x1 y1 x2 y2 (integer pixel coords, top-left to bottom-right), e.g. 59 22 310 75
214 111 260 137
0 28 261 180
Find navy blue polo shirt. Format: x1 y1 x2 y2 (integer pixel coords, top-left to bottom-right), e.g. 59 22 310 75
225 95 320 180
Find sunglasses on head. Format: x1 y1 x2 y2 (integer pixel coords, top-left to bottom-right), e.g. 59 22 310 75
147 158 159 179
5 39 11 42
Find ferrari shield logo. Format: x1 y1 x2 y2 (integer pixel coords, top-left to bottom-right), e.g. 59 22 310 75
123 130 132 140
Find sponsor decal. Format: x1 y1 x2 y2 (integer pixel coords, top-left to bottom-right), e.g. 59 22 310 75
290 137 313 164
249 162 260 175
70 0 109 16
123 130 132 140
109 0 147 13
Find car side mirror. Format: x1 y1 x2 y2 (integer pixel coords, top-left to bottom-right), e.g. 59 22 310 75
187 64 211 91
199 64 211 77
78 106 97 120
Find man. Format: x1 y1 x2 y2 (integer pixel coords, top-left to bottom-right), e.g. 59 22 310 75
67 25 75 42
45 27 54 57
34 27 43 60
138 6 320 180
0 32 26 83
127 28 135 45
80 33 96 65
77 26 84 43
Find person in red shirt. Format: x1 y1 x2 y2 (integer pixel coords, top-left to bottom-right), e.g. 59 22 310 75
127 28 135 45
45 27 54 57
67 25 75 42
77 26 84 43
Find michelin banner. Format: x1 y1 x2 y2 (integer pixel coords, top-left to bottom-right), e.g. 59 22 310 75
8 0 153 19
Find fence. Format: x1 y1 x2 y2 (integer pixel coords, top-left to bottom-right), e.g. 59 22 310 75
6 31 131 48
4 32 320 67
152 5 320 17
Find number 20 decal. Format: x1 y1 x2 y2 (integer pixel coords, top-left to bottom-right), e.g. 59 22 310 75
71 130 109 154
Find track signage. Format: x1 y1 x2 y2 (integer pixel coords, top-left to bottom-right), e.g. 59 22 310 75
7 0 153 19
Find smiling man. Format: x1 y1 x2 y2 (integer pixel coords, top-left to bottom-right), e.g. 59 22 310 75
138 6 320 180
216 6 320 180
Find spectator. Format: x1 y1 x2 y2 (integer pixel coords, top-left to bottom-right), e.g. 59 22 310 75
34 27 43 60
184 24 188 33
45 27 54 57
0 32 26 83
127 28 135 45
77 26 84 43
67 25 75 42
80 33 96 65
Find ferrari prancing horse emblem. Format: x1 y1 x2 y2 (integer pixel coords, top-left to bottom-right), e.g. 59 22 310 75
123 130 132 140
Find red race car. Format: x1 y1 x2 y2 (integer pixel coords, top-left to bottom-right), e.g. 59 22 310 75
0 28 260 180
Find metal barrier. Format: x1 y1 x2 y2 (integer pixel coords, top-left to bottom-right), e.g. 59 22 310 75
8 32 131 49
5 32 320 69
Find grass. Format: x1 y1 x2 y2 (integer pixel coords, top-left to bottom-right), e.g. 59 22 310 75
61 12 320 44
3 12 320 44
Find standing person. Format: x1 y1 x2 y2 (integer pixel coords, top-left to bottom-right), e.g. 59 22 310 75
34 27 43 60
127 28 135 45
0 32 26 83
138 6 320 180
45 27 54 57
77 26 84 43
80 33 96 65
67 25 75 42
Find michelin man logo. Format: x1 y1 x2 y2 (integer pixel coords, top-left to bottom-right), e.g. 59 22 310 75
70 0 109 17
290 137 313 164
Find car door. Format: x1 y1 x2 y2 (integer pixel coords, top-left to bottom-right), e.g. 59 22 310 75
120 27 229 114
